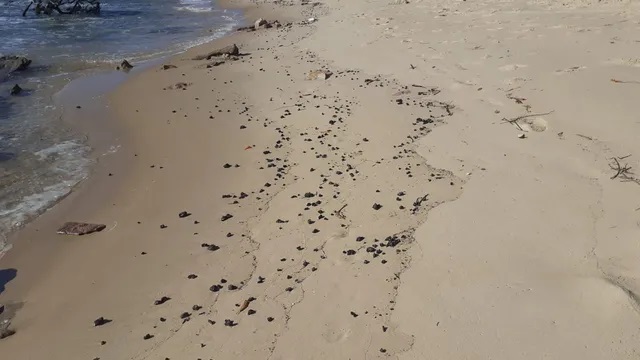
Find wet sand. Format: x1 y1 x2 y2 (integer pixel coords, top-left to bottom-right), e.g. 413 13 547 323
2 0 640 359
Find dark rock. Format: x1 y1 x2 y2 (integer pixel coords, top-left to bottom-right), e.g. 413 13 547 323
119 60 133 71
93 317 112 327
224 319 237 327
162 64 177 70
221 214 233 221
350 311 359 318
180 312 191 319
228 284 238 291
10 84 22 96
247 309 256 315
178 211 191 218
202 243 220 251
210 284 223 292
267 317 274 322
154 296 171 305
192 305 202 311
187 274 198 279
384 235 401 247
372 203 383 210
143 334 154 340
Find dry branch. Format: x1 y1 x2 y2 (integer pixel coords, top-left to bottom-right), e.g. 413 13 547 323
502 111 554 131
609 157 633 180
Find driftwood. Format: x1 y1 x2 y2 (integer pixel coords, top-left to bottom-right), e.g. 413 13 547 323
192 44 239 61
502 111 554 131
57 222 106 235
609 156 633 180
236 19 283 32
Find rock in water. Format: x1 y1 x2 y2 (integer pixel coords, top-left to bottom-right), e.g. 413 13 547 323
10 84 22 96
255 18 268 30
57 222 107 236
119 60 134 71
0 56 31 80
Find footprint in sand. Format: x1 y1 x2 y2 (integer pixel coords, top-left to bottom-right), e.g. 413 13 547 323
519 116 548 132
499 64 528 72
322 326 352 343
604 58 640 68
555 65 586 74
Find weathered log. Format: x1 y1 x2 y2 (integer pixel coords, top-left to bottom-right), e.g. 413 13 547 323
237 20 283 32
192 44 239 60
57 222 106 235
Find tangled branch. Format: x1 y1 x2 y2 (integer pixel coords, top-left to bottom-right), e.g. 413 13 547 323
609 156 634 180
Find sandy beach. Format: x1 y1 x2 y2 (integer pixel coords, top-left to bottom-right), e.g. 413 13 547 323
2 0 640 358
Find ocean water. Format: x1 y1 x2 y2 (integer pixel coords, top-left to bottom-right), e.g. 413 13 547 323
0 0 242 255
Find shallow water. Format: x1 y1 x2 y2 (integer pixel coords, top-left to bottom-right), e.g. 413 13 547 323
0 0 242 255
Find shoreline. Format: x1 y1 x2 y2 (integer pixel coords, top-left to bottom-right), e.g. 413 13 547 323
0 0 252 259
3 0 640 358
0 0 254 323
0 2 243 247
0 0 313 351
0 1 455 356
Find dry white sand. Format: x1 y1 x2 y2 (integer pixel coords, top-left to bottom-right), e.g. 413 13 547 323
1 0 640 359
